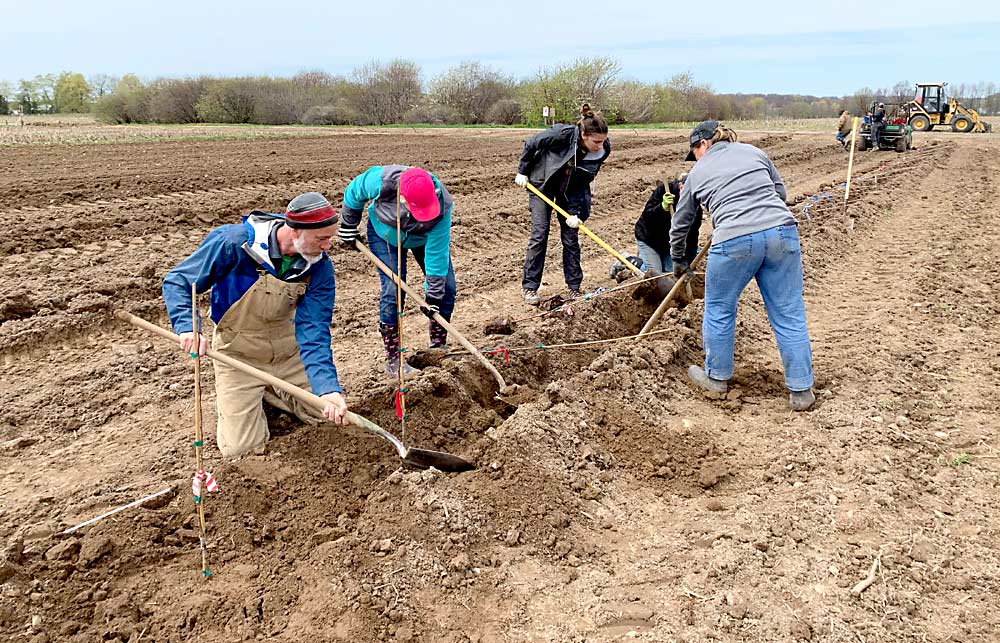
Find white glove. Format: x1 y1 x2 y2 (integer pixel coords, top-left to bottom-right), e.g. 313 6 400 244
514 173 528 188
565 215 581 229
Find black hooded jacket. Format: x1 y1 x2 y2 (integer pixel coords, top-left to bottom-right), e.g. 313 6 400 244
517 124 612 196
635 180 700 263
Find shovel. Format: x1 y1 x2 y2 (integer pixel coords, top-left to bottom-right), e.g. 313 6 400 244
116 311 475 473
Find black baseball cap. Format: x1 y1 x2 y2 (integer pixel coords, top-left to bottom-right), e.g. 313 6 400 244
685 120 719 161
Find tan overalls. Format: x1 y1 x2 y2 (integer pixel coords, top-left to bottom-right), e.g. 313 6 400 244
211 270 325 457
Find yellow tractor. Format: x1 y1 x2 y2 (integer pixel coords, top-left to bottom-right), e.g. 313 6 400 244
906 82 992 133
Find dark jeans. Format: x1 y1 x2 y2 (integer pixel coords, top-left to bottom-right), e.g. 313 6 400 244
366 218 457 325
522 192 590 291
870 122 881 147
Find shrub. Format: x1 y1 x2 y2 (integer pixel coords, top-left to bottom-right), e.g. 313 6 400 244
300 102 361 125
402 101 461 125
485 99 521 125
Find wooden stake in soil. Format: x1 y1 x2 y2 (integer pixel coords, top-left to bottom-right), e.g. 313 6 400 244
190 283 212 578
843 116 861 214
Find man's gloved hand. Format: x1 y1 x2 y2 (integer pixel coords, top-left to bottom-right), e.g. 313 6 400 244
419 296 443 320
337 223 360 248
514 173 528 188
672 260 691 279
661 191 675 211
565 215 581 229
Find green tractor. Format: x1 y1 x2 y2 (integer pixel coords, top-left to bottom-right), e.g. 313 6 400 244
858 101 913 152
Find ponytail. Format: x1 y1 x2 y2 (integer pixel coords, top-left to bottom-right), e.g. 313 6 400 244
710 124 738 144
577 103 608 136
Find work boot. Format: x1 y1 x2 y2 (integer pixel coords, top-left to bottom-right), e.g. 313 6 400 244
523 289 540 306
429 319 448 348
789 389 816 411
379 322 419 378
687 365 728 394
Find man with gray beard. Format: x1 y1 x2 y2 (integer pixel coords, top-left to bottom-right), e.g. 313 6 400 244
162 192 348 457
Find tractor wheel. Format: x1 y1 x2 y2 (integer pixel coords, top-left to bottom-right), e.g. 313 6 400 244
952 117 974 133
909 115 931 132
895 137 907 153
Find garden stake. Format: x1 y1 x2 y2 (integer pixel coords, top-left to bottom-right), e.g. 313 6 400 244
843 116 860 214
116 311 474 472
354 241 507 389
395 185 408 441
523 182 644 277
190 283 212 578
639 238 712 336
59 488 175 535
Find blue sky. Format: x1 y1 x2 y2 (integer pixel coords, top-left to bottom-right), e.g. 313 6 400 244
2 0 998 95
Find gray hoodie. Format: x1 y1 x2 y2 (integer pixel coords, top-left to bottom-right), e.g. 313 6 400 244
669 141 796 262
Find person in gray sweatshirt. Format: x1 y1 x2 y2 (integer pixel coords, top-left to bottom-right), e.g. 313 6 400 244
670 121 815 411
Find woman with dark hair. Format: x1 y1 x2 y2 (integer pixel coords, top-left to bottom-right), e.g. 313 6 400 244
670 120 815 411
515 104 611 305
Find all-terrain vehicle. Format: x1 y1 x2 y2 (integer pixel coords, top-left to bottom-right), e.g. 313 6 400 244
858 101 913 152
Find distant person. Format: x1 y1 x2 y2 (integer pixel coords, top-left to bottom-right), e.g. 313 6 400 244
670 120 815 411
870 103 886 148
515 104 611 305
337 165 457 378
162 192 348 457
836 110 853 149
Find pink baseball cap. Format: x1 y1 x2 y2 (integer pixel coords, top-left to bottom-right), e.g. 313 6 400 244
399 167 441 222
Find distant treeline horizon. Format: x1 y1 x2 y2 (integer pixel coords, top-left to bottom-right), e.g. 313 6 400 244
2 58 998 126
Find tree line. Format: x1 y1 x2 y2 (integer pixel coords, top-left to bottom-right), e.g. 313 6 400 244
1 61 997 125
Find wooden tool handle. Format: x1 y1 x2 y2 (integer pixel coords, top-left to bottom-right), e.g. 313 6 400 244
354 240 507 389
114 311 393 448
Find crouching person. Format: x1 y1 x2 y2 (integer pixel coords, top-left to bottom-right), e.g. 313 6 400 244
163 192 348 457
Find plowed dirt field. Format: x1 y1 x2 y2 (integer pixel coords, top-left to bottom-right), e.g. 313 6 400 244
1 127 998 642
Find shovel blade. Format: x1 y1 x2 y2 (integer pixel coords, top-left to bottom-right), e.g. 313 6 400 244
403 448 475 473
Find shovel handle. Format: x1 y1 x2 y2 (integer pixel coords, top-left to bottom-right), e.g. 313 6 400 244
524 182 644 277
638 238 712 336
353 239 507 389
114 311 407 458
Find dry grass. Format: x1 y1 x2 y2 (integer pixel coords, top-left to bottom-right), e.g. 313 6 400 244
0 114 849 147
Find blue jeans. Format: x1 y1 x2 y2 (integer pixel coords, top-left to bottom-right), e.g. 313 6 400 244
635 239 670 273
366 219 457 325
702 224 813 391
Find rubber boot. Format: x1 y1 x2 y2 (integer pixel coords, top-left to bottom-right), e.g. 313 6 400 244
789 389 816 411
429 319 448 348
687 365 728 395
379 322 419 378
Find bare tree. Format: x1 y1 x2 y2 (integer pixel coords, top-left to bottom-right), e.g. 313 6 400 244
889 80 912 105
852 87 876 114
430 62 515 124
147 77 207 123
88 74 119 99
350 59 422 125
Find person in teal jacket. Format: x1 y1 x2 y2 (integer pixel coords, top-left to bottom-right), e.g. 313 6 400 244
337 165 457 377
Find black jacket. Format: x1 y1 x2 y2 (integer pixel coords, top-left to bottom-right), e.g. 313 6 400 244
517 124 611 196
635 180 700 263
